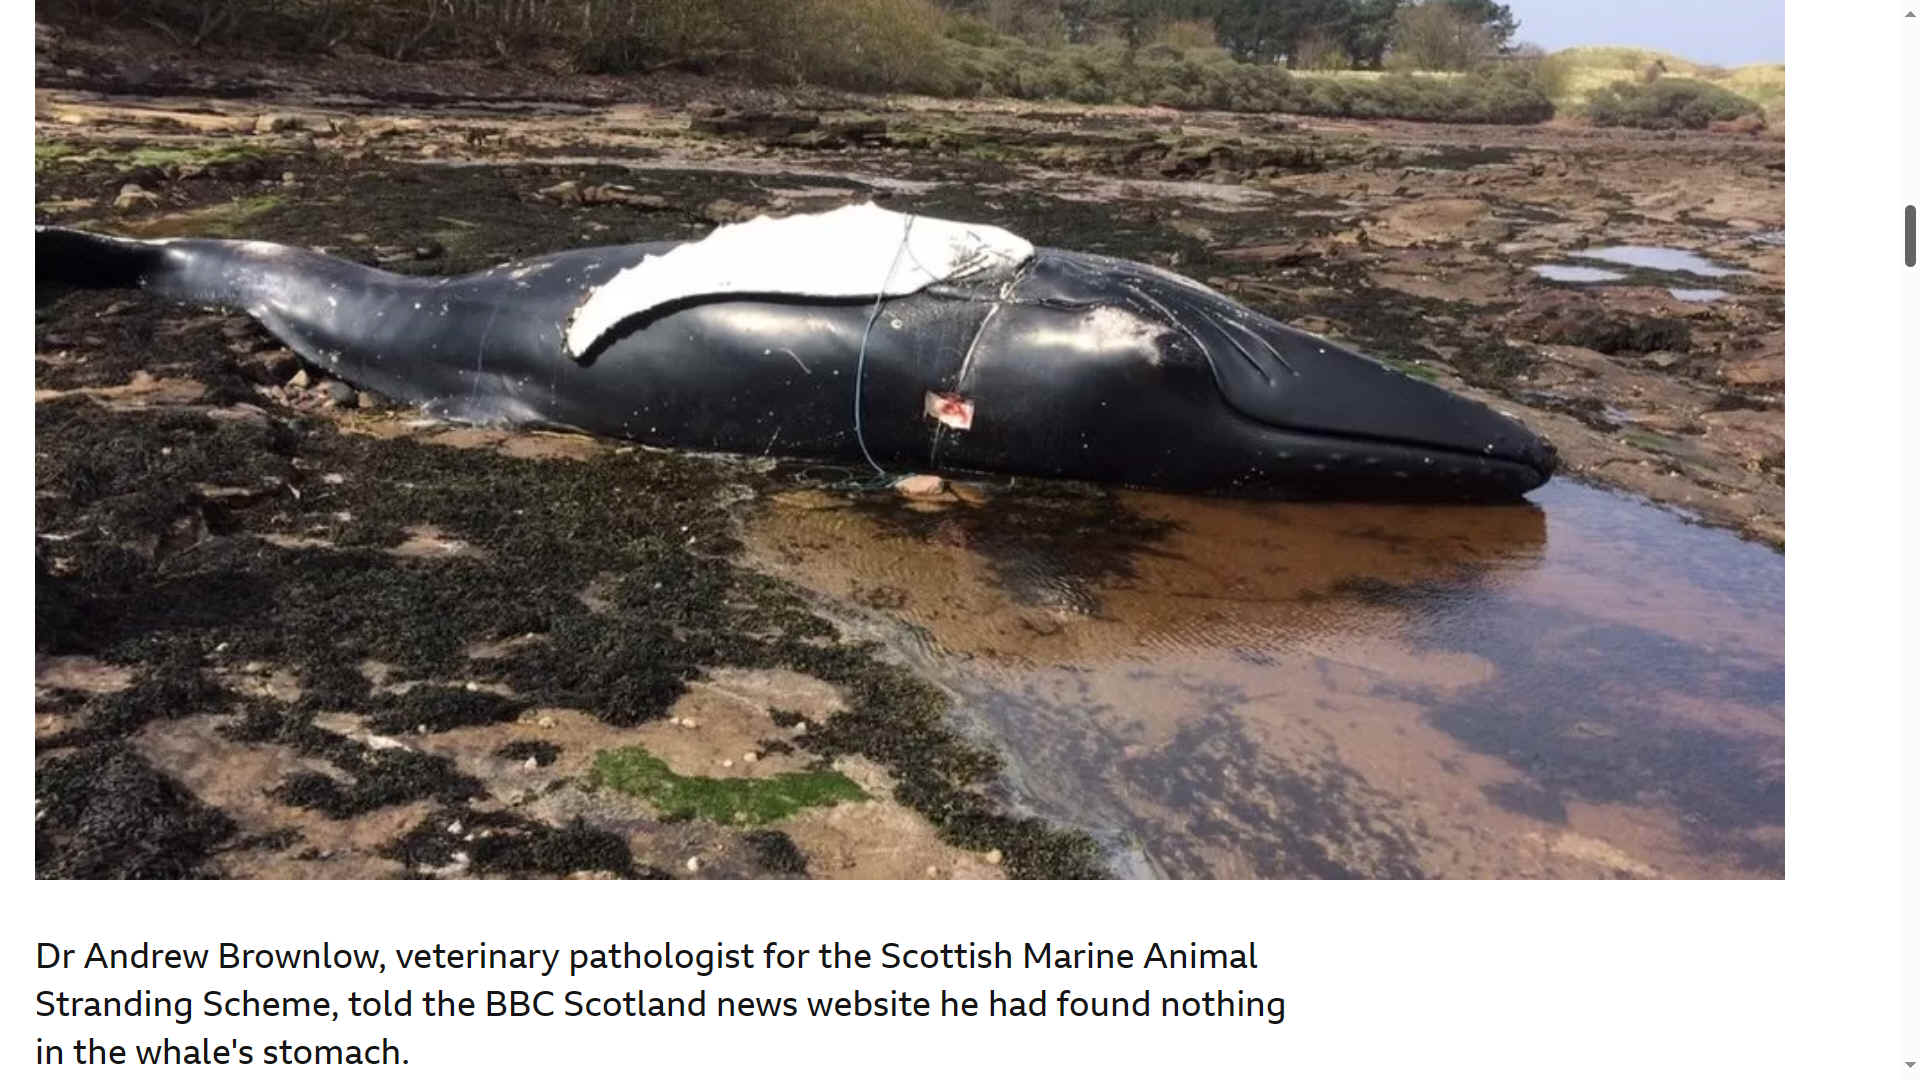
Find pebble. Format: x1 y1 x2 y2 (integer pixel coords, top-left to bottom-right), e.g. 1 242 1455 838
288 368 311 389
685 856 701 873
792 722 807 735
985 849 1004 865
892 473 945 497
523 757 539 771
447 821 463 835
113 183 158 211
721 759 734 768
321 380 356 407
742 751 758 763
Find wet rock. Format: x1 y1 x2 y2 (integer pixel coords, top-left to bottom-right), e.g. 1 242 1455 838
1513 303 1693 356
321 380 358 408
1217 240 1331 266
113 183 159 211
261 350 302 383
893 474 946 498
587 184 667 208
689 109 820 140
1368 197 1509 247
698 199 757 225
234 349 301 386
1716 336 1785 389
823 116 888 142
784 117 890 149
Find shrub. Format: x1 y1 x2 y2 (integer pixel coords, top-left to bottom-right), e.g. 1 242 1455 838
945 15 998 48
1494 43 1573 99
1585 77 1762 130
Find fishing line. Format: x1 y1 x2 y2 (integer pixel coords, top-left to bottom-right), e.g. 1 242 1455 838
850 212 918 481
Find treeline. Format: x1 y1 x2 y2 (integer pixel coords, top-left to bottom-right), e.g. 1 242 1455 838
933 1 1519 68
42 0 1555 122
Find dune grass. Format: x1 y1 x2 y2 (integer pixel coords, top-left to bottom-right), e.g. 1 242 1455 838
1547 45 1783 125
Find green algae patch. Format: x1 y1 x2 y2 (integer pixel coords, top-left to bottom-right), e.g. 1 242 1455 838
590 748 867 825
36 141 80 171
125 143 274 170
153 194 288 237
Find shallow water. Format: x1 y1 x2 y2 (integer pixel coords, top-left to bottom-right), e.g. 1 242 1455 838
1669 287 1731 302
1575 246 1745 278
1532 263 1627 283
748 478 1783 879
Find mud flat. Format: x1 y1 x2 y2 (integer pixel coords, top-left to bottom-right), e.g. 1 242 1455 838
34 50 1782 878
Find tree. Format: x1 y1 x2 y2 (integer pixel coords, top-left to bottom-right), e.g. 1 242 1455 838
1341 0 1400 67
1108 0 1172 51
1439 0 1516 49
1212 0 1353 64
1386 0 1495 71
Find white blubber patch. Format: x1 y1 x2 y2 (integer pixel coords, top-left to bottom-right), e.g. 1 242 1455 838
564 202 1034 358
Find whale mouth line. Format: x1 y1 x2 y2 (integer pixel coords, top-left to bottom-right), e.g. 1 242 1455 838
1236 417 1566 488
1220 398 1556 484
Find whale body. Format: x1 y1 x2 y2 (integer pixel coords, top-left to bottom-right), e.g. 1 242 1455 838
35 204 1555 499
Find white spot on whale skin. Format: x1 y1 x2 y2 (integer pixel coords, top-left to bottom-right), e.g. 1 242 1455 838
563 202 1033 358
1020 306 1170 364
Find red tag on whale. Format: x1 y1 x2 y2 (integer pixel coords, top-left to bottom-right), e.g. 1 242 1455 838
925 391 975 430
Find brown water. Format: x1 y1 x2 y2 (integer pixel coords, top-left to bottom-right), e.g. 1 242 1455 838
746 476 1784 879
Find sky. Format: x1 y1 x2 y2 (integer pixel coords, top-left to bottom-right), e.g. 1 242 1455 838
1508 0 1785 66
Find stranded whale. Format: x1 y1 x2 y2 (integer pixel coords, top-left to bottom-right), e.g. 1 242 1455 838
35 203 1554 499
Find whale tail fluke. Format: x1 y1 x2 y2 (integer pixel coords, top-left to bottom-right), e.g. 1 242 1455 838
36 226 169 292
33 226 516 421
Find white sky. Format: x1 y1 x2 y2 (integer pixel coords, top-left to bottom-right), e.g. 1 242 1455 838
1510 0 1786 65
